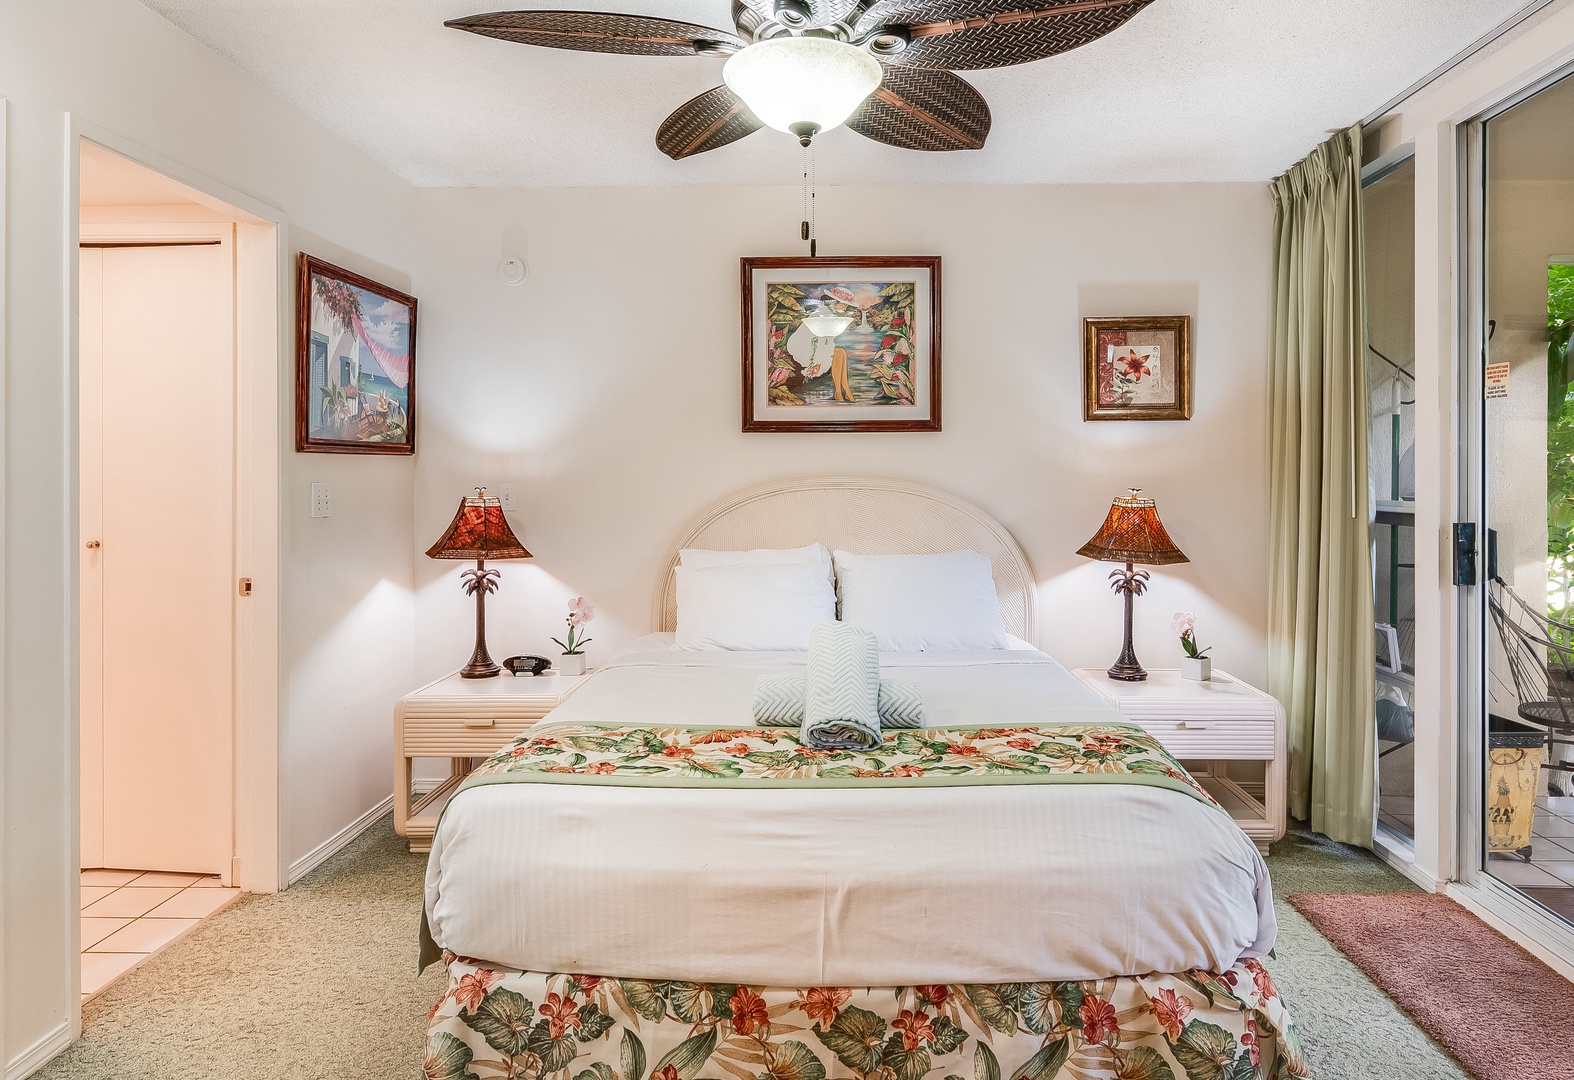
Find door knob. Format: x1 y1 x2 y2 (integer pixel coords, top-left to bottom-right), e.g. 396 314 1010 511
85 540 101 550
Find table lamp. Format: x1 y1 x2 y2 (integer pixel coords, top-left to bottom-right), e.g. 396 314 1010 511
1076 489 1188 682
426 487 531 678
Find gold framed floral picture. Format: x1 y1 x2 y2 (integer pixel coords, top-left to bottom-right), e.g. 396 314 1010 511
1082 315 1192 421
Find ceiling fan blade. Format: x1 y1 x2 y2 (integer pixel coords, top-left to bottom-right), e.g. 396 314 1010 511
848 67 989 151
870 0 1152 70
656 86 764 159
446 10 747 57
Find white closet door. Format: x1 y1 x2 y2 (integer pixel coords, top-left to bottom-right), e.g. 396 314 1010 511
95 241 236 876
80 247 106 869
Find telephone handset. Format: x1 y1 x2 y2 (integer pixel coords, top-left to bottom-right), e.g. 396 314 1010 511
503 654 554 676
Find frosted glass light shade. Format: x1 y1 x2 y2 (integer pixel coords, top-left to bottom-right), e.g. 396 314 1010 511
801 313 855 337
723 37 882 138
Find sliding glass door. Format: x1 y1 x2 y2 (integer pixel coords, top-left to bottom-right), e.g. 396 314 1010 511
1470 69 1574 923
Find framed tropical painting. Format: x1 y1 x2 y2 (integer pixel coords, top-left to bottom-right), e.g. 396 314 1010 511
296 253 417 454
1082 315 1192 421
742 256 940 432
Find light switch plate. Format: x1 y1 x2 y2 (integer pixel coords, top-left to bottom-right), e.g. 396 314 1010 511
311 482 332 518
499 484 518 511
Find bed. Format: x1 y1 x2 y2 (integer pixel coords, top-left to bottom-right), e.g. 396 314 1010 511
422 478 1306 1080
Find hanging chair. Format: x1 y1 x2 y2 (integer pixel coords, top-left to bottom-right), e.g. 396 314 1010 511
1487 578 1574 795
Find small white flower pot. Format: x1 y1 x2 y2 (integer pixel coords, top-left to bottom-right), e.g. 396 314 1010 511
559 652 587 677
1181 657 1212 682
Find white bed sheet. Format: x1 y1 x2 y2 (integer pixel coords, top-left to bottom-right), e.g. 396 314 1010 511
425 639 1276 985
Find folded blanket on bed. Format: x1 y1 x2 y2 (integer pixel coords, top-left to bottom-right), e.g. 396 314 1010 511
802 622 881 750
754 672 925 728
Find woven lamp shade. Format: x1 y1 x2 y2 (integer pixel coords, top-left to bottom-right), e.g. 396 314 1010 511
426 491 531 561
1076 490 1188 566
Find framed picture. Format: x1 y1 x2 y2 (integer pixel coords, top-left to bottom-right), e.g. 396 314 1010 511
1083 315 1192 421
296 253 417 454
742 256 940 432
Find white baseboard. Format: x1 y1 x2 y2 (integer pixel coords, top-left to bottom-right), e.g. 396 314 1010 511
7 1021 73 1080
1372 832 1443 891
286 794 392 886
411 777 443 796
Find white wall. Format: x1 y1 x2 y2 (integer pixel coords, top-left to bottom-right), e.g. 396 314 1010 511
0 1 417 1070
411 183 1273 692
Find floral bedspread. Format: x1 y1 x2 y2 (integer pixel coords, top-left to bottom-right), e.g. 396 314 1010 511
458 722 1218 806
426 957 1308 1080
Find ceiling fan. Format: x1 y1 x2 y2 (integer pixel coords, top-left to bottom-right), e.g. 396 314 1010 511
446 1 1154 160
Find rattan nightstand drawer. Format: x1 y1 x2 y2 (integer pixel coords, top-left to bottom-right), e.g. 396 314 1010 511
1138 718 1277 760
401 717 533 756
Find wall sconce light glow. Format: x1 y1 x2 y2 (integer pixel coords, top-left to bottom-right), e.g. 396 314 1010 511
723 36 882 145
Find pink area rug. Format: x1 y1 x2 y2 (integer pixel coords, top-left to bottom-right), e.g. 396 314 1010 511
1289 892 1574 1080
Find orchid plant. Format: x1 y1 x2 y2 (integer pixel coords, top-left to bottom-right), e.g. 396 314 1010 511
552 596 595 655
1172 611 1211 659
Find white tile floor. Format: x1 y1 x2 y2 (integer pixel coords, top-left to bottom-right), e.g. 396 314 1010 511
1486 794 1574 908
79 869 240 1001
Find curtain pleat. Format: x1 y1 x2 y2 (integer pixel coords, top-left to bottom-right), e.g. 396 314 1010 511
1267 126 1377 847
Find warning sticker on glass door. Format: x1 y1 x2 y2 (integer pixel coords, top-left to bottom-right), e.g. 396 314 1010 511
1485 362 1510 399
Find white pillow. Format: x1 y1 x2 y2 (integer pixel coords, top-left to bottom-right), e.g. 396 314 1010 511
833 550 1012 652
674 563 836 651
679 543 830 569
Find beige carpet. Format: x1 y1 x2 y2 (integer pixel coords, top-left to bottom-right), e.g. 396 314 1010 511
40 817 446 1079
37 817 1471 1080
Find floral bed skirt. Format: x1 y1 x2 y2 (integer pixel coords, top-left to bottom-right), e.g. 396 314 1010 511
426 955 1308 1080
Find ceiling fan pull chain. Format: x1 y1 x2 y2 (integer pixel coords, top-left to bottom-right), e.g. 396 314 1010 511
801 142 810 246
809 141 818 258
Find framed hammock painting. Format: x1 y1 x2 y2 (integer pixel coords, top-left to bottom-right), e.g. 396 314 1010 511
742 255 941 432
296 254 417 454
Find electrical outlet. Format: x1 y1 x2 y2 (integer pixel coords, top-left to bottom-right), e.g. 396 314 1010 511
311 482 332 518
500 484 518 511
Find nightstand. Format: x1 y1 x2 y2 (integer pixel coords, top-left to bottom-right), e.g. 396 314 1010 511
394 670 587 853
1072 668 1287 853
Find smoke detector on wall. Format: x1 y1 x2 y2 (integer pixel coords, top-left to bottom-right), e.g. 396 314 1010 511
499 257 528 286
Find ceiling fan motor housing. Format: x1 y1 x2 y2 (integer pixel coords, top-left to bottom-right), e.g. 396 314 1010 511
773 0 811 30
863 26 910 56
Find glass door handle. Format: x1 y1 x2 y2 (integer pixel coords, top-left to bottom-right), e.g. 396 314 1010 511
1453 522 1477 586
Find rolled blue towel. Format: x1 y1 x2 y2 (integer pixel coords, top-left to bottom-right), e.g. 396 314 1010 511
802 622 881 750
754 673 925 729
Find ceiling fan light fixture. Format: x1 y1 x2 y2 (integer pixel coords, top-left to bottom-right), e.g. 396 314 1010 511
801 312 855 337
723 37 882 143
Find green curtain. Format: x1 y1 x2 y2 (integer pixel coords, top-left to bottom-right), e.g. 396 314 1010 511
1267 125 1377 847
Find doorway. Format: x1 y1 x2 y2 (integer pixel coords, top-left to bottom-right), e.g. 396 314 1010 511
74 139 280 1001
1465 67 1574 930
1364 153 1418 846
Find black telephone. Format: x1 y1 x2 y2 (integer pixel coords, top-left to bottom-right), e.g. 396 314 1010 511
503 654 553 677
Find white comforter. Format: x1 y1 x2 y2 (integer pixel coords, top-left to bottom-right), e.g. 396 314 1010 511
424 637 1276 986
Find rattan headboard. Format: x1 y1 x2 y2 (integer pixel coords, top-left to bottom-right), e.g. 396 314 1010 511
655 477 1037 643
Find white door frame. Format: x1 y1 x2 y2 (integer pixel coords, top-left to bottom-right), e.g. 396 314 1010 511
65 121 285 936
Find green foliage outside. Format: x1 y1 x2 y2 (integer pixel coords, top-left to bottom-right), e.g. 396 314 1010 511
1545 264 1574 634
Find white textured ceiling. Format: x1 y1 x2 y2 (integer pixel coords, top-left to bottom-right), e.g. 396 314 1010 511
139 0 1529 188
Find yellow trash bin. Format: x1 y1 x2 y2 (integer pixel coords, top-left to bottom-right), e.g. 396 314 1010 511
1487 714 1545 855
